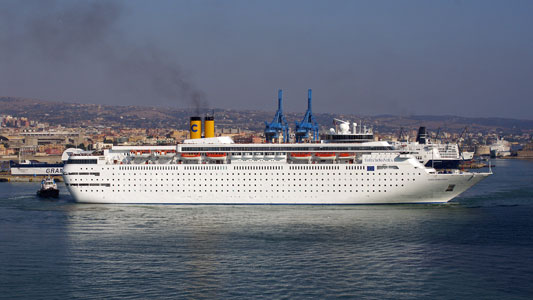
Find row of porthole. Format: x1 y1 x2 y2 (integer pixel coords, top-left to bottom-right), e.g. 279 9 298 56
75 177 414 185
102 170 422 175
81 189 390 193
69 176 415 183
108 183 404 188
100 172 420 178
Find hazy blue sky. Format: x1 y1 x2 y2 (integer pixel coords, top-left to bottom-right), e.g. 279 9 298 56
1 0 532 119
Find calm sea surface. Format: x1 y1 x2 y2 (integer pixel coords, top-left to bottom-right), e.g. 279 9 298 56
1 159 533 299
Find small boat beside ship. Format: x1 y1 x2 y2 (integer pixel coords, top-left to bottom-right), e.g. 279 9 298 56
36 176 59 198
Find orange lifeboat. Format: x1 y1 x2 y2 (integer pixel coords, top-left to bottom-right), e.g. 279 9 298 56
338 152 356 160
290 152 312 159
135 150 150 156
206 153 227 160
314 152 336 160
206 153 227 158
315 152 336 157
181 153 201 158
160 150 177 156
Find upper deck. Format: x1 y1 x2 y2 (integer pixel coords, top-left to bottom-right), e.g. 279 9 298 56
63 138 404 167
105 141 395 153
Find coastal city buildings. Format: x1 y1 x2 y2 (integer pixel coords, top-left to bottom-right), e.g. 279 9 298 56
1 113 532 164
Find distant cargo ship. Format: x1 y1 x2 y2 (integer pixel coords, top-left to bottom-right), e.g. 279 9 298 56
10 160 63 176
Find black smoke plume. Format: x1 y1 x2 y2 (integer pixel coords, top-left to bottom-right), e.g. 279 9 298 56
0 0 208 112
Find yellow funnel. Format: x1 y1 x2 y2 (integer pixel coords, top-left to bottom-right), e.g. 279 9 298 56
204 116 215 138
190 117 202 139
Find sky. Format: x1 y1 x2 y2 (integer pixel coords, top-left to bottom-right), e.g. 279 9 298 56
1 0 532 119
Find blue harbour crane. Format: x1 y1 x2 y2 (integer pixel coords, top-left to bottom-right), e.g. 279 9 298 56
295 89 319 142
264 89 289 143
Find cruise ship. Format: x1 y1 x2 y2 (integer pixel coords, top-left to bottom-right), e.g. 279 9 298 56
62 115 491 204
490 137 511 158
393 127 473 169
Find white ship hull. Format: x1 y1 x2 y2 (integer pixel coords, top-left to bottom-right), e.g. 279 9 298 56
63 161 489 204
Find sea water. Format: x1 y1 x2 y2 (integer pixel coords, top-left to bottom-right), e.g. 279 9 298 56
1 159 532 299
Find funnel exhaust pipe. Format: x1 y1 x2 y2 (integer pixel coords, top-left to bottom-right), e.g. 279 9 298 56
204 115 215 138
190 116 202 139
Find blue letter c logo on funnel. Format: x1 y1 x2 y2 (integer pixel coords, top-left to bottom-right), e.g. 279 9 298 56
191 124 198 132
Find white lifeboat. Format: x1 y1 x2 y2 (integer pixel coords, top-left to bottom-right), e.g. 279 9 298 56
231 152 242 159
264 152 276 159
275 152 287 159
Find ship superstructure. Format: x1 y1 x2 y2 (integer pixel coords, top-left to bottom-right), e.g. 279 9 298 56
322 118 374 143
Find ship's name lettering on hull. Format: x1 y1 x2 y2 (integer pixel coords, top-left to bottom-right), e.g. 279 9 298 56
363 158 394 163
46 168 62 174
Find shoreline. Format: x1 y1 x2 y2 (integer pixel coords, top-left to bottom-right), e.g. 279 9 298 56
0 175 63 183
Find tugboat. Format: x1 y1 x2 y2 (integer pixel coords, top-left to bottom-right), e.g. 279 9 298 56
37 176 59 198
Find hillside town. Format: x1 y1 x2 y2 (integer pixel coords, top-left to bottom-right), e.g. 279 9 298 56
1 111 532 168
